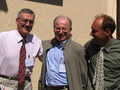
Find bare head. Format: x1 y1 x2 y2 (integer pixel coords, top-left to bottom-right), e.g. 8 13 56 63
53 15 72 44
90 14 115 45
94 14 116 35
16 8 35 38
53 15 72 30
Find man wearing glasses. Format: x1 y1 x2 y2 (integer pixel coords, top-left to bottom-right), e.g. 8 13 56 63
38 15 87 90
0 8 43 90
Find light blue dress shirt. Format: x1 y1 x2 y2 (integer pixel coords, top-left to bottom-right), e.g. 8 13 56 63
45 40 68 87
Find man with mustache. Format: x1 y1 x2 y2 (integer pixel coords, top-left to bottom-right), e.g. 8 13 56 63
0 8 43 90
38 15 87 90
84 14 120 90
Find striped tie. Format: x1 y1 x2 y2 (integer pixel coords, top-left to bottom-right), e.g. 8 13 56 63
18 39 26 85
93 47 104 90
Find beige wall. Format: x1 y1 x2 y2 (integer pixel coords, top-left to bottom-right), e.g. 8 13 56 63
0 0 116 90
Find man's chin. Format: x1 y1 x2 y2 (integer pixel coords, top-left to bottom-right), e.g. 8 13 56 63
23 28 31 32
58 40 63 43
93 39 98 44
22 30 30 37
24 29 31 34
23 31 29 35
57 39 64 44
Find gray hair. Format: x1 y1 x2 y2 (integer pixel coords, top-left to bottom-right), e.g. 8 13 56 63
53 15 72 30
17 8 35 19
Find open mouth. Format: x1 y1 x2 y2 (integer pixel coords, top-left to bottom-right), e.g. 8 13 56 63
23 27 30 32
59 35 65 38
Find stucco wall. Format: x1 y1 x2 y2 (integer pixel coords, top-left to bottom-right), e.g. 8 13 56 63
0 0 116 90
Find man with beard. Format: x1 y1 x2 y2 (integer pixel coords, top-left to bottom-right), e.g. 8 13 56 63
38 15 87 90
84 14 120 90
0 8 43 90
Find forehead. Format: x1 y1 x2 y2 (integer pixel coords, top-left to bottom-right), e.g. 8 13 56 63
55 17 69 26
91 17 103 29
20 13 35 20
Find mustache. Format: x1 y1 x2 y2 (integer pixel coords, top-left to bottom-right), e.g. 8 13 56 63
22 25 31 31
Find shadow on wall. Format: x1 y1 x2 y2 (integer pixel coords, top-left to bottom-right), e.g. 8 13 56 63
0 0 63 13
25 0 63 6
0 0 8 13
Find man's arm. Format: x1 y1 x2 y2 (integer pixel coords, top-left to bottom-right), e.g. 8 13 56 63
38 55 42 62
38 39 43 62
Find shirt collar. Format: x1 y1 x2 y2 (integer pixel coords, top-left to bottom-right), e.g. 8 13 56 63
92 37 114 53
15 29 29 43
55 40 67 49
103 37 115 53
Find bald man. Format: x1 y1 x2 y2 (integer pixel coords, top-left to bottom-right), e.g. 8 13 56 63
38 15 87 90
85 14 120 90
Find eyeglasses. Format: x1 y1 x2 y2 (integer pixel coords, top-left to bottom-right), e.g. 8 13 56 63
21 19 34 24
55 27 69 31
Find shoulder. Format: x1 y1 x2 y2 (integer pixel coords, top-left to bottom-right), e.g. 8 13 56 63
0 30 13 35
42 40 51 47
71 40 83 47
69 41 86 60
41 40 52 53
70 40 85 51
84 39 93 49
0 30 14 39
111 38 120 48
113 38 120 44
28 34 41 42
42 40 51 44
30 34 40 40
42 40 51 43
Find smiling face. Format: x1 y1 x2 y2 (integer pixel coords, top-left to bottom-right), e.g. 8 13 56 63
90 17 109 45
54 17 72 44
16 13 34 38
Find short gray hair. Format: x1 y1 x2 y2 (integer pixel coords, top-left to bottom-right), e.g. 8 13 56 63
17 8 35 19
53 15 72 30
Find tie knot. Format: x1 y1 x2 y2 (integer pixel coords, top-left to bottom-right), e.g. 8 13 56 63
99 47 104 53
101 47 104 51
22 39 26 43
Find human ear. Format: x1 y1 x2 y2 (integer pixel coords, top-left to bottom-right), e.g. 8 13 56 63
105 28 111 36
16 18 19 25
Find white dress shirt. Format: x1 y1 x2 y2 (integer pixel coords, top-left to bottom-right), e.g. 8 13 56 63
0 30 43 77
